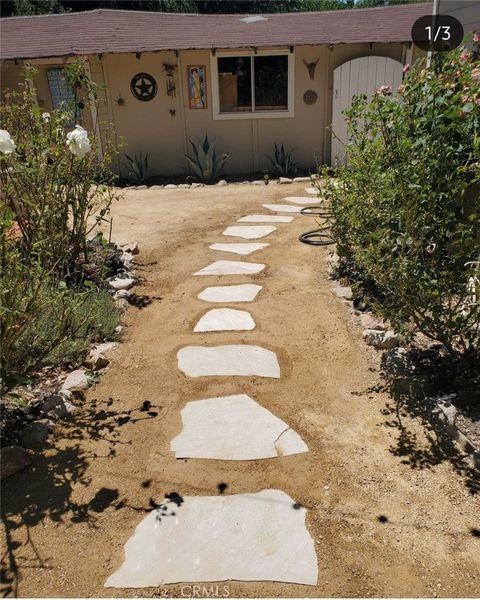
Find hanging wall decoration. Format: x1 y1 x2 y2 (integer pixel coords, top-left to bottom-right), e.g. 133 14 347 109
303 90 318 105
130 73 157 101
303 58 319 81
187 65 207 109
163 62 177 98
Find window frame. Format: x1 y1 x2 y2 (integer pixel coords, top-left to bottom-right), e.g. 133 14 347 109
210 48 295 120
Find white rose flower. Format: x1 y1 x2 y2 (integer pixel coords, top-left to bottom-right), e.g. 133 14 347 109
66 125 91 159
0 129 16 155
42 112 51 122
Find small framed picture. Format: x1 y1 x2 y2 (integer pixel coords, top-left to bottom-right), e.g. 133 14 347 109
187 65 207 109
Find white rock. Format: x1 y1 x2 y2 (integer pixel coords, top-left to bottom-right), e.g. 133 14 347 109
198 284 262 303
62 369 89 391
84 349 110 370
177 345 280 378
262 204 303 213
171 394 308 460
363 329 399 349
209 242 269 256
252 180 265 186
283 196 320 205
178 184 191 189
194 260 265 276
278 177 293 184
117 241 139 255
108 275 135 291
191 182 205 188
237 215 293 223
105 489 318 588
164 184 177 189
332 286 353 300
217 179 227 186
121 252 135 269
194 308 255 332
359 313 386 331
114 289 131 299
305 187 318 195
222 225 277 240
293 176 311 183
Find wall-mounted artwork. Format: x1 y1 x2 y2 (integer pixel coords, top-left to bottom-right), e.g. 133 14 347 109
187 65 207 109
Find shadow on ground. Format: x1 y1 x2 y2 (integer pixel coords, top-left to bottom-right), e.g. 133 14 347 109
0 397 160 598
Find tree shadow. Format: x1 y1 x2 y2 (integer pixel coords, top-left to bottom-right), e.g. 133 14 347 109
0 396 161 597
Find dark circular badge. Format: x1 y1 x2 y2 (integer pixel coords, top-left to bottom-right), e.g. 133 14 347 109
411 15 464 52
130 73 157 101
303 90 318 105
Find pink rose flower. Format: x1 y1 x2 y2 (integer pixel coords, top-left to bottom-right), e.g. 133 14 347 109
460 51 470 62
402 63 410 73
473 31 480 43
376 84 392 96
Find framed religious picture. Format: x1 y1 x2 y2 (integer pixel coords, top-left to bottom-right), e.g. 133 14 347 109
187 65 207 109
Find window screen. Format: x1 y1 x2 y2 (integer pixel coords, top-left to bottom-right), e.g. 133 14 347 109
47 67 77 122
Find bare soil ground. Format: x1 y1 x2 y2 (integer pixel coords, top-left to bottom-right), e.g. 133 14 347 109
2 184 479 598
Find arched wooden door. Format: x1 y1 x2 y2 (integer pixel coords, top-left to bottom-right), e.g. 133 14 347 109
331 56 403 165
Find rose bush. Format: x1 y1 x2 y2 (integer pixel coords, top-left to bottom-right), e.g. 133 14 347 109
326 37 480 355
0 62 121 385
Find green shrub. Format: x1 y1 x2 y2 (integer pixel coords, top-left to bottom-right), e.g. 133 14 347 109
184 135 229 183
0 62 121 387
124 151 150 184
266 142 297 177
327 40 480 355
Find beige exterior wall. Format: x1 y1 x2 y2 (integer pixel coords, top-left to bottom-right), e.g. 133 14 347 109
1 40 408 175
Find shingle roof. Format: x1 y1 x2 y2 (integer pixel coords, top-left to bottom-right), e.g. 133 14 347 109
0 3 432 60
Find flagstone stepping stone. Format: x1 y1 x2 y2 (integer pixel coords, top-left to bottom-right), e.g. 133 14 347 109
222 225 277 239
104 489 318 588
284 196 321 205
305 187 318 195
171 394 308 459
209 242 269 255
237 214 293 223
194 308 255 332
262 204 303 213
198 284 262 303
177 345 280 378
194 260 264 276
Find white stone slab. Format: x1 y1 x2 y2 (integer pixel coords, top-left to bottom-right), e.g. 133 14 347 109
177 345 280 378
237 214 293 223
222 225 277 239
198 284 262 303
262 204 303 213
171 394 308 459
194 308 255 332
194 260 265 276
305 187 318 195
283 196 321 205
105 489 318 588
209 242 269 255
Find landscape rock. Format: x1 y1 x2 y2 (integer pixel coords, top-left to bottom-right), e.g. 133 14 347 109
217 180 227 186
20 419 53 449
62 369 89 392
84 349 110 371
115 298 129 310
432 395 458 426
363 329 399 349
149 185 163 190
115 325 123 333
108 275 135 291
393 375 430 400
381 347 414 376
293 176 311 183
191 182 205 188
359 313 386 331
114 289 131 299
332 286 353 300
178 184 191 189
164 184 177 189
117 241 139 255
252 180 265 186
279 177 293 184
121 252 135 269
1 446 31 480
135 185 147 190
41 394 64 414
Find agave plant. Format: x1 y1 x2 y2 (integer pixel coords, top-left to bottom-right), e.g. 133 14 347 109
185 135 229 184
124 151 149 185
266 142 297 178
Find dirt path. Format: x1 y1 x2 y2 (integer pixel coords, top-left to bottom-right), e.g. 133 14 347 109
2 184 479 598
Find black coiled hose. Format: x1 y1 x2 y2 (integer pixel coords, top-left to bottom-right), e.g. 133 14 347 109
299 205 335 246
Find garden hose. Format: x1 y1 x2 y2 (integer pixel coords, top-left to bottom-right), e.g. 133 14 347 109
299 205 335 246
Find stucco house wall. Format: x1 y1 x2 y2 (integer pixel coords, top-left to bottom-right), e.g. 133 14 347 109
1 41 412 177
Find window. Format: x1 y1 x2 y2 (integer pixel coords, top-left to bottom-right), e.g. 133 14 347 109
211 50 294 119
46 67 77 123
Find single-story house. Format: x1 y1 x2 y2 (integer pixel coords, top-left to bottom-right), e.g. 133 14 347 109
1 3 438 176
